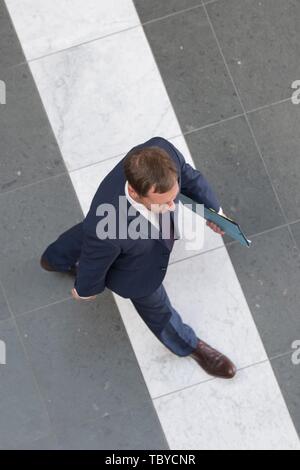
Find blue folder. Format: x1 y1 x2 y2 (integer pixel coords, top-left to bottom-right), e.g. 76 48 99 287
179 194 252 247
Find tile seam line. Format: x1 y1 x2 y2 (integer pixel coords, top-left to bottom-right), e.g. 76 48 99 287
152 349 299 402
202 0 223 6
3 295 73 321
152 358 269 401
202 2 299 253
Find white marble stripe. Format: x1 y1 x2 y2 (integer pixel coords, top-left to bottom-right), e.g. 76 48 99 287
27 26 180 171
7 0 299 450
153 361 299 450
5 0 140 60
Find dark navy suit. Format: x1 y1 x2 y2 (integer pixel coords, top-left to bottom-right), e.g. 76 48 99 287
42 136 221 356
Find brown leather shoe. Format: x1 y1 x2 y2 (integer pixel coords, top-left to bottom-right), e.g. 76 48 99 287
40 256 56 272
190 339 236 379
40 256 77 276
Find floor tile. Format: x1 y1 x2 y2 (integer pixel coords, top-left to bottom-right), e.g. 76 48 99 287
134 0 202 22
206 0 300 110
16 294 165 436
0 175 83 315
290 222 300 251
228 227 300 358
0 64 66 193
55 404 168 450
0 0 25 68
153 361 299 450
185 115 285 238
9 434 59 450
5 0 140 60
0 318 51 449
248 101 300 223
142 6 242 131
29 26 181 171
168 136 225 261
0 286 11 322
271 352 300 437
70 156 123 216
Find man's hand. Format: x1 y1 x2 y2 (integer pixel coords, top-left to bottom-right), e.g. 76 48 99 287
206 207 226 236
71 287 97 301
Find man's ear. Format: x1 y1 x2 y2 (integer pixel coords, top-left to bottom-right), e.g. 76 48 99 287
127 183 135 194
128 183 140 199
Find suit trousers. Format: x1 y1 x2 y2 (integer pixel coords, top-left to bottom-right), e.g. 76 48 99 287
42 222 199 357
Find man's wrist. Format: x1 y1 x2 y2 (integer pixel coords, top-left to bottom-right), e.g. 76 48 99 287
72 287 96 300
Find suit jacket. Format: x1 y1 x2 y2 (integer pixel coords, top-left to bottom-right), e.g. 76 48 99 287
74 136 221 299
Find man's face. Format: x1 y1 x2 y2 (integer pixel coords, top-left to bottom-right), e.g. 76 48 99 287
129 180 180 214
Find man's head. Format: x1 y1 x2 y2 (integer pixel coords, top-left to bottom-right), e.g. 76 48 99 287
124 146 179 213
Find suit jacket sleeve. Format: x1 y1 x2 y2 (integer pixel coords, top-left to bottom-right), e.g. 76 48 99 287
167 140 221 212
74 229 121 297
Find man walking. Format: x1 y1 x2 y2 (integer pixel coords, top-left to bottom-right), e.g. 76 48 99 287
41 136 236 379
